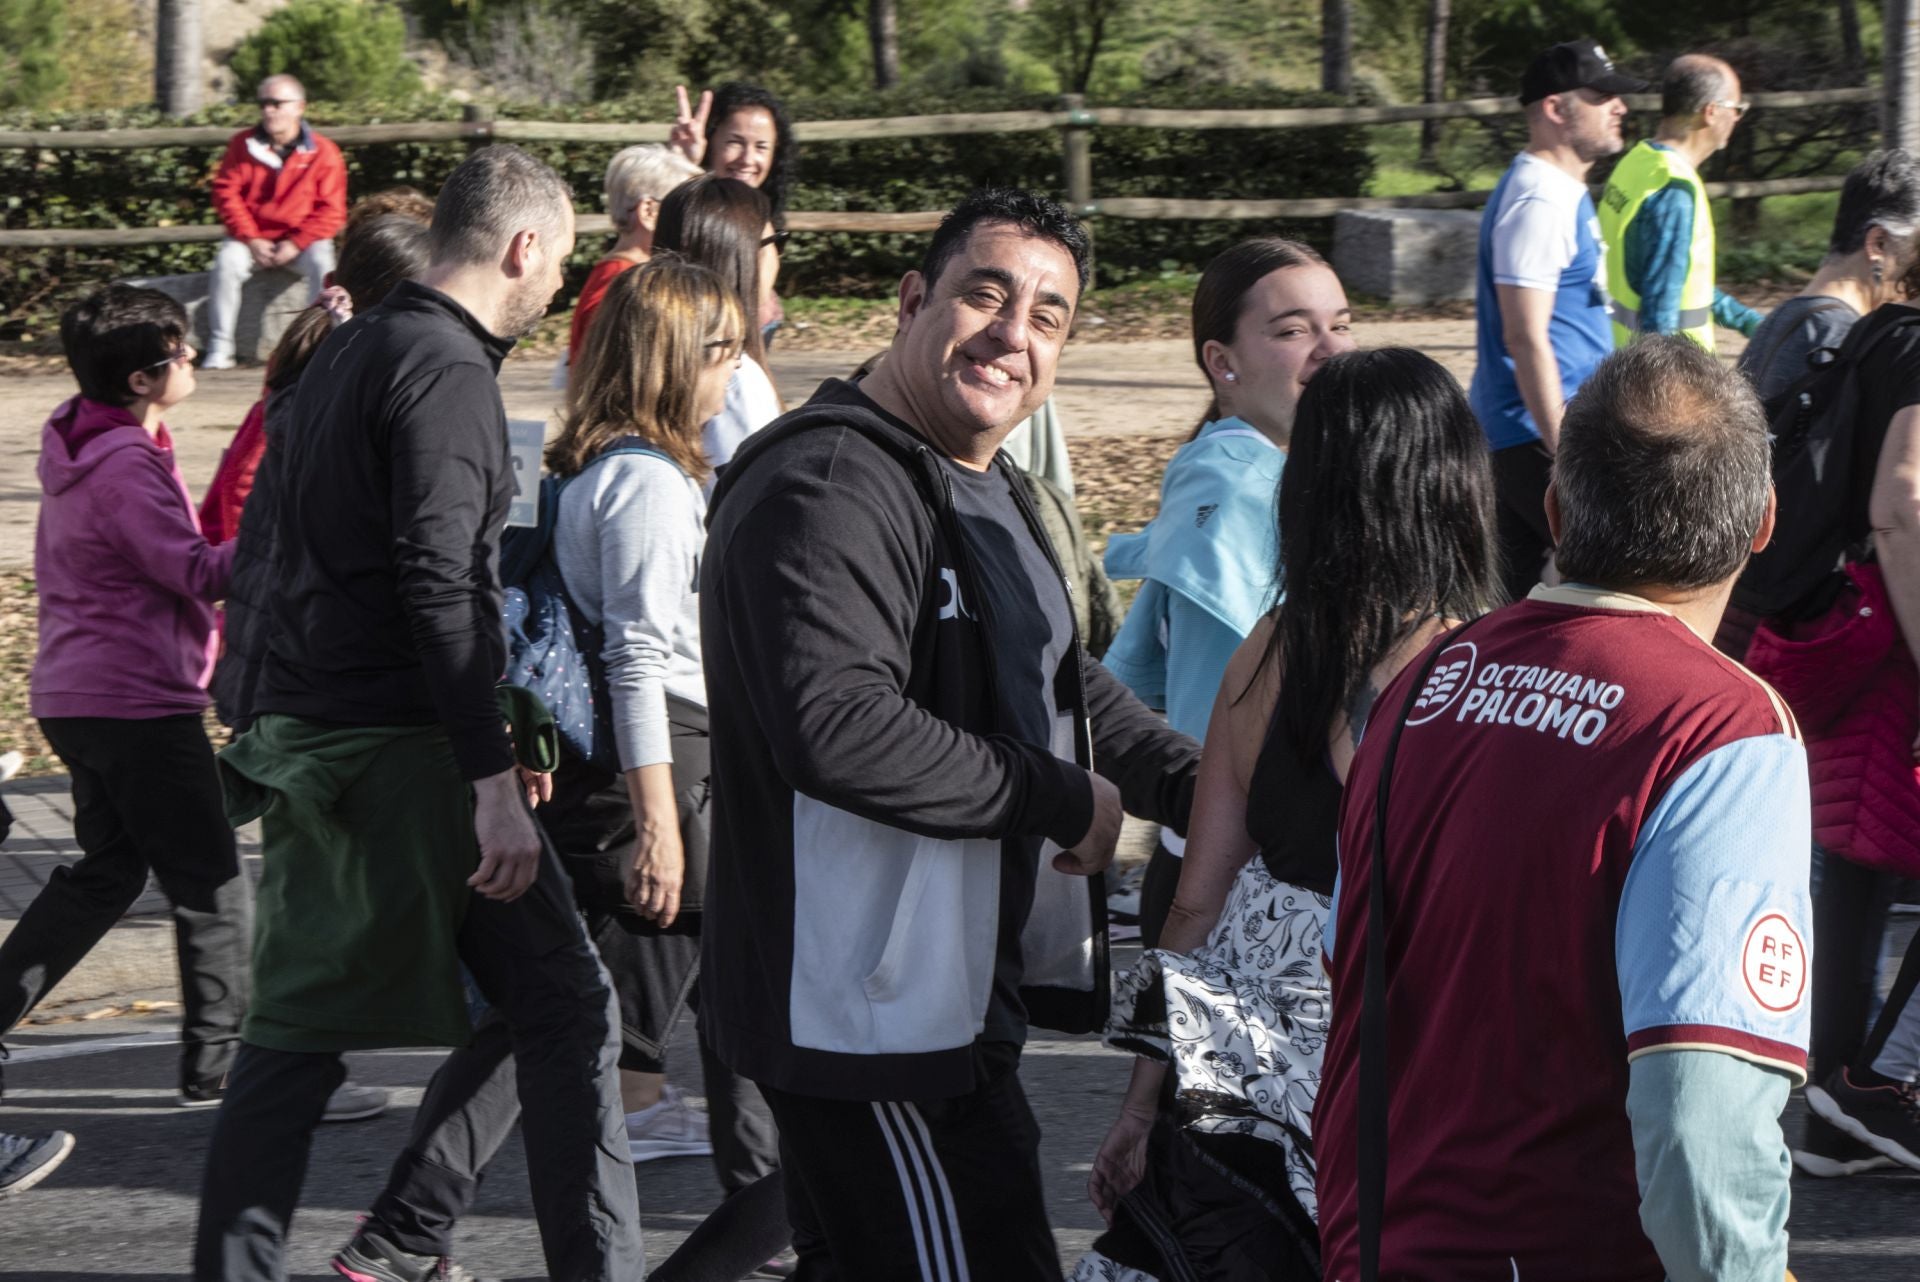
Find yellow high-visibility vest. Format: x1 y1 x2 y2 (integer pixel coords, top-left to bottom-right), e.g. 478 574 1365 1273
1597 141 1717 352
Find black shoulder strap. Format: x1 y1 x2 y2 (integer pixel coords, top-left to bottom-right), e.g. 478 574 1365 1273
1358 614 1487 1282
1747 299 1853 393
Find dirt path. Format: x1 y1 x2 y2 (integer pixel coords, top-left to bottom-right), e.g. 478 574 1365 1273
0 319 1749 571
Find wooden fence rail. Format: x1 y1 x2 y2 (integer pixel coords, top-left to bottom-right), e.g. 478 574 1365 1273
0 86 1876 249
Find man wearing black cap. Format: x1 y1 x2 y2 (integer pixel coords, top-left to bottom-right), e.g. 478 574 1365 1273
1468 37 1648 598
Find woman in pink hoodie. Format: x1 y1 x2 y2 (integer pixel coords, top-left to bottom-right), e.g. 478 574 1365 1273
0 284 251 1110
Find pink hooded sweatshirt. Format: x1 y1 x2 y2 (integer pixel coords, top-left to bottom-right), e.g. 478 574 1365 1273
32 397 236 719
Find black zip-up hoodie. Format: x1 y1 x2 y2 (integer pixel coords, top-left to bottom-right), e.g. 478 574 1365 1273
255 281 517 780
699 380 1198 1101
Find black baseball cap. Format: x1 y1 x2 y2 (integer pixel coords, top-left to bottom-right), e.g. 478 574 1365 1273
1520 38 1648 106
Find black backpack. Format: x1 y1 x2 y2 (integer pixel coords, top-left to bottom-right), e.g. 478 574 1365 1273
1732 305 1920 618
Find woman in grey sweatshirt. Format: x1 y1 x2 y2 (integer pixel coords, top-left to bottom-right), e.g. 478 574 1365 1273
537 257 794 1271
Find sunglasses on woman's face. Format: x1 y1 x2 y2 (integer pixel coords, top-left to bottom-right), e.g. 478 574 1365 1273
141 346 195 373
760 231 791 254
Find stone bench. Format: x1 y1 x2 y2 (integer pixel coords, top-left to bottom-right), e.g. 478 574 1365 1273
127 266 316 365
1332 208 1482 306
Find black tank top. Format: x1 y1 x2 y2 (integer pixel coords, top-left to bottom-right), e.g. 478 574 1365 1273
1242 705 1343 895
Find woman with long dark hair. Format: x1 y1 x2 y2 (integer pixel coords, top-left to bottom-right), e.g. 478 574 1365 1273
1076 348 1501 1282
1102 238 1354 947
655 174 785 477
669 81 796 339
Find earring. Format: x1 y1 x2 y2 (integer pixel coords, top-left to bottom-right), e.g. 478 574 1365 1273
1223 372 1237 382
1874 259 1886 286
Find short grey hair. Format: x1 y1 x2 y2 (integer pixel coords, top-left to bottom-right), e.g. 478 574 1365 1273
1829 149 1920 256
258 74 306 100
429 145 574 268
1554 337 1771 592
605 145 701 232
1662 54 1734 120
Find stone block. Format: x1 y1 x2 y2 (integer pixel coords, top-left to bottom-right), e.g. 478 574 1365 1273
1332 208 1483 305
127 266 314 364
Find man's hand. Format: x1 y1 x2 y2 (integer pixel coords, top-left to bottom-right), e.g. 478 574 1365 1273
1054 771 1122 876
246 237 276 269
269 240 301 268
669 85 713 167
469 768 542 902
516 764 552 809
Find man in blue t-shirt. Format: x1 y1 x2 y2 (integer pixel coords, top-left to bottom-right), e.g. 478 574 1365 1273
1470 38 1646 599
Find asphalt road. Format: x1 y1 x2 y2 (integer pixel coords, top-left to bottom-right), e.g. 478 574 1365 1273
3 940 1917 1280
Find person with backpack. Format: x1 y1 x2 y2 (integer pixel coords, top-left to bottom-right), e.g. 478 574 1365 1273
1738 151 1920 402
1727 177 1920 1180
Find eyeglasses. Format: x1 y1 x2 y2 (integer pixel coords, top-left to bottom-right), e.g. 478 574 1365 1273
140 346 195 373
760 230 791 254
257 97 302 108
1712 99 1751 119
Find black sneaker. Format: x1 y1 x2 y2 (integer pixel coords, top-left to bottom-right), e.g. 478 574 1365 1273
1806 1067 1920 1172
178 1082 224 1109
0 1129 76 1198
334 1224 485 1282
1793 1111 1896 1177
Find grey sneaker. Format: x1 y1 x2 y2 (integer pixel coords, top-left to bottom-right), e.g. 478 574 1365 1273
333 1224 484 1282
0 1129 75 1198
627 1084 713 1162
324 1080 390 1123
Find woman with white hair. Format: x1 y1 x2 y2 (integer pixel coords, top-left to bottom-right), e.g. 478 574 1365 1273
567 144 703 366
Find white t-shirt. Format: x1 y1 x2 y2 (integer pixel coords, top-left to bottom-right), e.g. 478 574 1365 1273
1487 151 1600 292
702 356 781 482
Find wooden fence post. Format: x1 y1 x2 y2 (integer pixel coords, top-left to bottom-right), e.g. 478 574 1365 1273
463 103 496 151
1060 93 1096 285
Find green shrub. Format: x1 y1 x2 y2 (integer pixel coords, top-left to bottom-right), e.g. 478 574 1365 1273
229 0 420 103
0 86 1369 338
0 0 67 109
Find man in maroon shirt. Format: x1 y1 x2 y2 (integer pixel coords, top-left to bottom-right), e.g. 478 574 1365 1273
1317 336 1808 1281
203 74 347 369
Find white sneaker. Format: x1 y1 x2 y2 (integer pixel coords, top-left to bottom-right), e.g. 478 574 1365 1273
323 1080 389 1123
200 352 236 371
626 1084 713 1162
0 752 22 784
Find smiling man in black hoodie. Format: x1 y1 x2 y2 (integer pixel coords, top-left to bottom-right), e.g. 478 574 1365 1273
700 188 1200 1279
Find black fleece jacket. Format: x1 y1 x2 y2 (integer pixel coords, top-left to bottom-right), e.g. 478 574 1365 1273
254 281 517 780
699 379 1199 1100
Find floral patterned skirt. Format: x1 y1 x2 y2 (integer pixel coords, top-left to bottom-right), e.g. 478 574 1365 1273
1104 856 1332 1223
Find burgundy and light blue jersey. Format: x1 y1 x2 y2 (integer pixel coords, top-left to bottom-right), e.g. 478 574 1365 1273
1317 586 1809 1281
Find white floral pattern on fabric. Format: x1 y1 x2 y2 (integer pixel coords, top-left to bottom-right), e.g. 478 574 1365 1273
1067 1250 1157 1282
1105 857 1331 1222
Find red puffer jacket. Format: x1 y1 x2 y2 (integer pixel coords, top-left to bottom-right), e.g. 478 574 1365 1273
1746 562 1920 876
210 125 347 249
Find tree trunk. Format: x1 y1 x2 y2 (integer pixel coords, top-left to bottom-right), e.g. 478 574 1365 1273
1888 0 1920 151
1839 0 1866 82
1321 0 1352 96
1419 0 1451 163
154 0 203 116
867 0 899 91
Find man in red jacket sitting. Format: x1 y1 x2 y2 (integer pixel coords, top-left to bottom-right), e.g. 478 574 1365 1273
204 74 347 369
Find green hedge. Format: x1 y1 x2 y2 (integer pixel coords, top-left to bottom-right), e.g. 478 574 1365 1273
0 87 1371 339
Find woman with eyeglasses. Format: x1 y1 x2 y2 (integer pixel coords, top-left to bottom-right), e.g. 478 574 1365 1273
534 257 795 1276
1 285 250 1121
655 174 786 480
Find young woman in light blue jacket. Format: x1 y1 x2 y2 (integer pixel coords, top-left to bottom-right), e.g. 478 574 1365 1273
1103 239 1355 945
